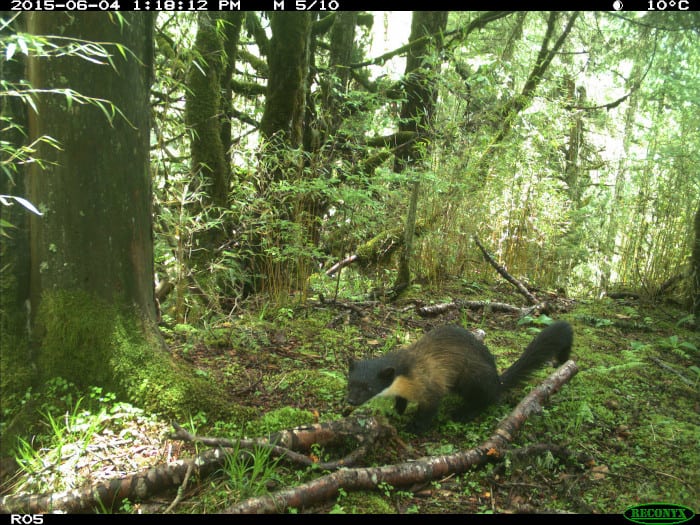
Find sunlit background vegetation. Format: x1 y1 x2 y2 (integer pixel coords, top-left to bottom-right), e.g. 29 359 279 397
145 12 699 320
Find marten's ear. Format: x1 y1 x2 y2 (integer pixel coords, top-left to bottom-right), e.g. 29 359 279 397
379 367 396 381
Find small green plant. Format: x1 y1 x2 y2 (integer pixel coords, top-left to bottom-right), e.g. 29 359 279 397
173 323 198 336
689 366 700 385
119 499 134 513
11 384 125 493
329 487 348 513
276 307 294 321
182 411 208 453
310 443 329 465
629 340 650 353
569 401 595 433
251 406 315 435
377 481 393 498
657 335 698 359
675 314 695 328
535 451 558 470
221 440 282 500
517 314 557 331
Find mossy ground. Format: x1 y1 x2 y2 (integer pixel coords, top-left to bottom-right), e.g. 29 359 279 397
158 278 698 514
2 279 698 514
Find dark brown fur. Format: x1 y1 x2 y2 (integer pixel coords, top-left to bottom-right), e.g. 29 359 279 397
347 321 573 432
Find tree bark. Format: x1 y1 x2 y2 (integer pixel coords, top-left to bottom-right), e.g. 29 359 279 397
26 13 156 324
250 12 312 294
259 12 311 147
185 13 227 208
185 12 243 209
0 14 33 448
17 14 230 420
393 12 448 291
0 13 30 331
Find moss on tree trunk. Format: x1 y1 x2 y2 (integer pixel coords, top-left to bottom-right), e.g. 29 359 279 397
36 290 231 420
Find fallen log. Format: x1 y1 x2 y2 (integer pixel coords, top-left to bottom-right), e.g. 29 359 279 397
226 360 579 514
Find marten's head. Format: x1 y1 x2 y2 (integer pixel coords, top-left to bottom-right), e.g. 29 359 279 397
346 356 397 406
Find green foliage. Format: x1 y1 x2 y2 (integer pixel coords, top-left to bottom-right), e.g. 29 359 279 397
657 335 698 359
265 368 345 407
331 489 396 514
11 380 162 494
149 12 698 306
250 407 315 435
0 22 131 237
220 437 282 501
517 314 555 328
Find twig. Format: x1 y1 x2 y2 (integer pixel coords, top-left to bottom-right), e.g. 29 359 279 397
163 463 193 514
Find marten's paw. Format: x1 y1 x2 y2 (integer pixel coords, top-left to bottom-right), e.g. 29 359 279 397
406 416 434 435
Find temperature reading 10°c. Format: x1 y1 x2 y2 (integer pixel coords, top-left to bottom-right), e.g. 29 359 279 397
647 0 690 8
296 0 339 10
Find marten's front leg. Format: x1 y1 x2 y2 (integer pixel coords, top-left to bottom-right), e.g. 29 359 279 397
395 396 408 415
407 396 440 434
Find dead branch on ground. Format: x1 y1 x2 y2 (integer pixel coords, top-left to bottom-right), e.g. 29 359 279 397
0 448 229 514
417 299 536 318
473 235 542 307
0 417 397 514
225 360 579 514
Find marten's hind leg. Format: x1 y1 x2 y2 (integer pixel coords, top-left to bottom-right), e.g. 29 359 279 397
453 371 500 421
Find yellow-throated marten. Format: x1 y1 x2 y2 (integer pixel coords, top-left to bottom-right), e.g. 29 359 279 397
347 321 573 433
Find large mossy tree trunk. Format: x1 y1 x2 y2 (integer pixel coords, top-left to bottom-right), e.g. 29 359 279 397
299 12 359 249
0 13 33 412
259 13 311 147
14 13 230 426
26 13 156 323
183 12 243 302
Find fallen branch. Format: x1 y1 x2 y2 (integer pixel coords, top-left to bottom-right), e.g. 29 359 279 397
0 417 397 514
649 357 696 387
163 463 193 514
417 299 535 317
325 222 429 278
170 416 399 471
225 360 579 514
0 448 229 514
473 235 542 306
325 255 358 277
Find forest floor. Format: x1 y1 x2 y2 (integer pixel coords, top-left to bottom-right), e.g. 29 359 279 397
2 277 698 515
161 277 699 514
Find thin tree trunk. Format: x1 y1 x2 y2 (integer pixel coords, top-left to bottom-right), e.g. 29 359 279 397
393 11 448 291
693 201 700 327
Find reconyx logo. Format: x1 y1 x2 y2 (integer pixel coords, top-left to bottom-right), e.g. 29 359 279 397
624 503 695 525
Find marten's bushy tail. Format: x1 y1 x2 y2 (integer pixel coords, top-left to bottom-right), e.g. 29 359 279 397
498 321 573 391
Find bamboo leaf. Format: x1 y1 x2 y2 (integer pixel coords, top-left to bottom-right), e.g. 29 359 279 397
5 42 17 60
0 195 44 216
